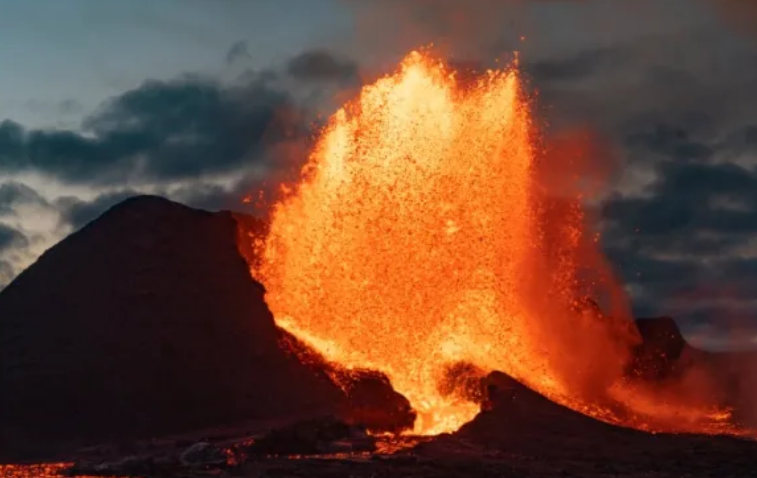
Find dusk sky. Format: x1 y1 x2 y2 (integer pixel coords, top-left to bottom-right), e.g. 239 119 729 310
1 0 756 349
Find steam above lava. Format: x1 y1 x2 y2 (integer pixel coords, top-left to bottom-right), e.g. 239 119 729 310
252 50 737 436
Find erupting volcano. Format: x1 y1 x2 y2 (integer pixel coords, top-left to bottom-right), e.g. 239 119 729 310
252 50 736 436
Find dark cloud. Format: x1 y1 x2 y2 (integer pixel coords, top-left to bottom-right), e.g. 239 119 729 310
0 121 25 169
84 77 300 182
603 159 757 239
286 50 359 82
600 121 757 332
0 77 290 184
526 46 632 84
0 49 356 186
0 223 27 252
624 124 714 163
0 181 48 215
532 29 757 145
226 41 251 66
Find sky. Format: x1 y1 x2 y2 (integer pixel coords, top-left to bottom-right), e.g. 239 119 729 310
1 0 757 349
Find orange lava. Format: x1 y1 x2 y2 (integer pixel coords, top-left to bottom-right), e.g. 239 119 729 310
0 464 69 478
0 463 128 478
253 50 737 436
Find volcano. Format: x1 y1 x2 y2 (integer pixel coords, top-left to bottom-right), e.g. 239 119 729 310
4 49 757 478
0 196 411 461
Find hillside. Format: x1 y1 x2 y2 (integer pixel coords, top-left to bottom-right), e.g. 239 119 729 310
0 196 344 460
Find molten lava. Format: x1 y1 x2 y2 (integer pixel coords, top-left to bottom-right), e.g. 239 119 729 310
253 50 736 436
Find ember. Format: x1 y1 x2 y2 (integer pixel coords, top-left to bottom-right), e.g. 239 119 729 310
0 463 125 478
253 50 739 436
0 464 69 478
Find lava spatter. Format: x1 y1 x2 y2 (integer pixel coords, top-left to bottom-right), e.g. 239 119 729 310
253 50 736 436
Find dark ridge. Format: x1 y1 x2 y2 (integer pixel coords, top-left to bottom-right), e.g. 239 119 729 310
458 371 630 444
277 328 416 434
415 370 757 475
0 195 344 461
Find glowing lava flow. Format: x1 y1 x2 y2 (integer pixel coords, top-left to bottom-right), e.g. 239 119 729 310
253 50 734 436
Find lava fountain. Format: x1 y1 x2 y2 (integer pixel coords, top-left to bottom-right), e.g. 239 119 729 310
252 50 733 436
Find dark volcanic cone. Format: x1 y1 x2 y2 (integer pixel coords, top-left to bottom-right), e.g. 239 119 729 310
0 196 345 461
411 371 757 477
458 371 623 449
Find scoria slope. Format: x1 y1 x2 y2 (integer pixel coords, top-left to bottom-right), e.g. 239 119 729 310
407 371 757 478
0 196 344 461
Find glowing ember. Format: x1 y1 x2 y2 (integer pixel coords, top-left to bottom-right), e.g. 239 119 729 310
0 463 125 478
253 50 736 436
0 464 69 478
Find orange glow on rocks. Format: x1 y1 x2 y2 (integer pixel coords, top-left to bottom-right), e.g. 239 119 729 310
0 464 112 478
252 50 737 436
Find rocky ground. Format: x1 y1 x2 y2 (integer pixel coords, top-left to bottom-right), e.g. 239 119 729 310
6 423 755 478
7 381 757 478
